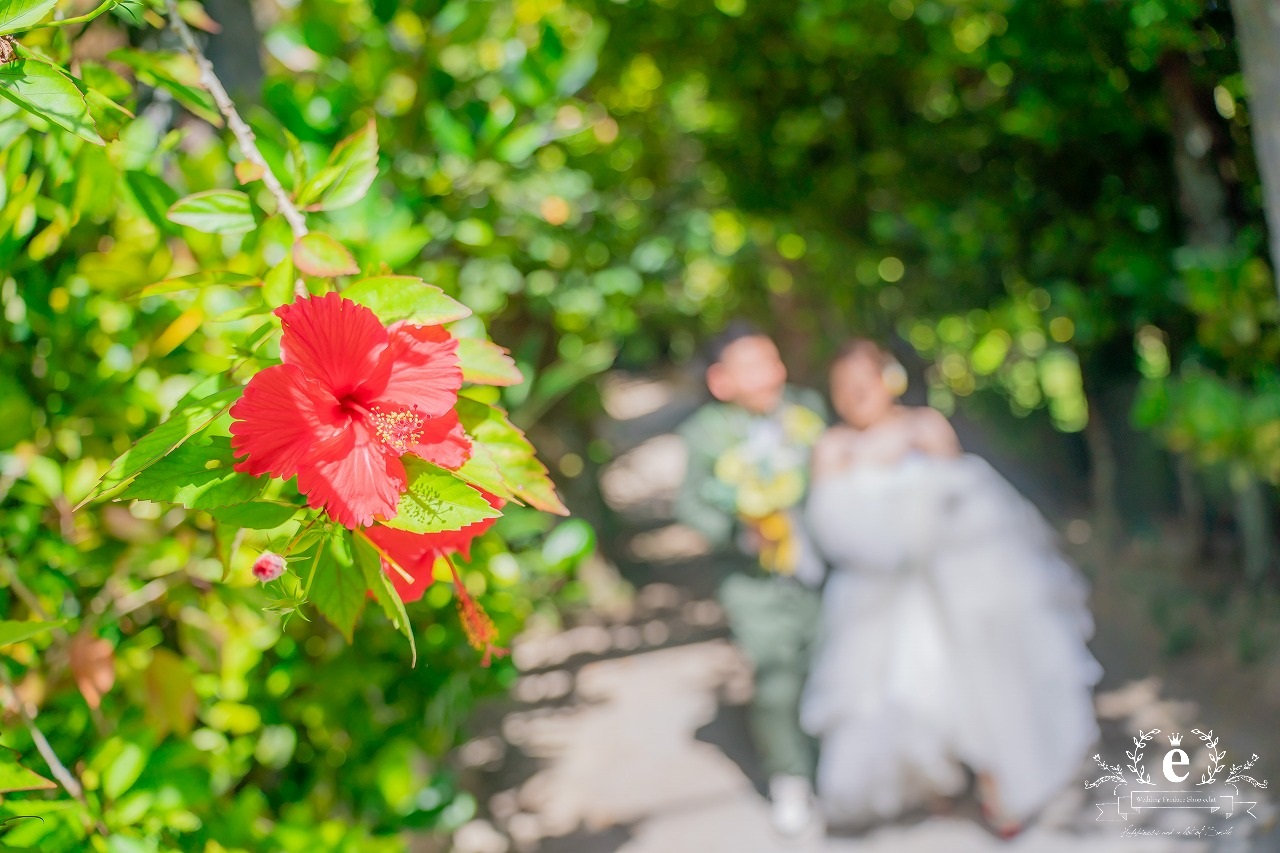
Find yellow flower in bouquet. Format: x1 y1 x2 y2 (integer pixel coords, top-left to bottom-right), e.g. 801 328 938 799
710 402 823 575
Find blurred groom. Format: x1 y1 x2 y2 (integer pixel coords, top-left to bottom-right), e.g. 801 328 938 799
675 322 828 837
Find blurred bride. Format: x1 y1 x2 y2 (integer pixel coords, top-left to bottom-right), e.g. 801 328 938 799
799 339 1102 836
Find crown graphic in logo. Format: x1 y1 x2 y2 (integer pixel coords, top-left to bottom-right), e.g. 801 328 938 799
1168 733 1183 747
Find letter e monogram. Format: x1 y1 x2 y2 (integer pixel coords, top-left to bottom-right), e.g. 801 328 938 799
1163 748 1190 783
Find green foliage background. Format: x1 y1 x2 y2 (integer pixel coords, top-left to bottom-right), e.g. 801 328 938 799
1 0 1278 849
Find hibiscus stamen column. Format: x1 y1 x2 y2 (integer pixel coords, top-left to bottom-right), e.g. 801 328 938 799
442 554 506 667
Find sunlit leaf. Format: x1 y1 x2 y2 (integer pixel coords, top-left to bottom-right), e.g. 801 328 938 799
384 458 503 534
0 0 55 35
458 338 524 386
0 747 54 794
235 160 265 184
293 232 360 276
118 436 267 509
167 189 257 234
453 442 518 504
297 119 379 211
138 270 261 298
83 386 243 506
108 49 220 124
342 276 470 325
205 500 299 529
0 619 64 648
262 255 297 308
0 58 103 145
456 398 568 515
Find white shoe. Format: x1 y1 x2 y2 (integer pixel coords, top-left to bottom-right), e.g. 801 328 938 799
769 774 814 837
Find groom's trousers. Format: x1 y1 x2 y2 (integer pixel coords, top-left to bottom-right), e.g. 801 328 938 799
719 572 822 781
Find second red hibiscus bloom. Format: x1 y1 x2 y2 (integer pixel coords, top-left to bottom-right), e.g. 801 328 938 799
229 292 471 528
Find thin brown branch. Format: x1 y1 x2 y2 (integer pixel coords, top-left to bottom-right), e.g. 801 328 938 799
164 0 309 297
0 666 108 836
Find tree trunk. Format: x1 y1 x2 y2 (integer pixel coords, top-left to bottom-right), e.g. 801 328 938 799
203 0 264 102
1229 0 1280 291
1159 52 1235 249
1231 463 1274 583
1082 396 1120 554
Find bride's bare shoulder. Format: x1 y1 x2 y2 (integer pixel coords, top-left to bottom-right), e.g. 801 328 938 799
905 406 961 456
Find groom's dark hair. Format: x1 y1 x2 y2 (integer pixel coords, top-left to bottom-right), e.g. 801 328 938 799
704 320 770 366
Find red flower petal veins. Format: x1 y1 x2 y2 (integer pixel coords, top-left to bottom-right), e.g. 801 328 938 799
276 292 390 400
230 363 343 479
377 322 462 417
296 420 406 528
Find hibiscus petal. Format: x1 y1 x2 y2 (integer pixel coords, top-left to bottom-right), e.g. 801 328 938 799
230 363 343 479
407 410 473 469
276 292 390 399
363 491 504 602
364 525 439 603
296 421 406 528
374 322 462 417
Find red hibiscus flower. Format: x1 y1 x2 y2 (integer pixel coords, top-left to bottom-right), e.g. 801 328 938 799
363 491 505 603
230 292 470 528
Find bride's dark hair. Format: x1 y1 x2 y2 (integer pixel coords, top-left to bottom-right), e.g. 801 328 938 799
832 338 891 368
833 338 909 396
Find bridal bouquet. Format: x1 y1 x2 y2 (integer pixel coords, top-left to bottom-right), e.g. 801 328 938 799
711 403 825 574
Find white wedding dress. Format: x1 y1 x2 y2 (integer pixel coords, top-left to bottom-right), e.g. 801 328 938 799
800 452 1102 826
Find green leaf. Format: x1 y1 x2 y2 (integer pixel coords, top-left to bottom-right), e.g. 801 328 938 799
83 386 242 507
307 531 366 642
107 50 220 125
203 500 298 529
457 397 568 515
542 518 596 570
0 747 54 794
111 0 144 27
262 255 297 308
495 122 548 163
296 119 379 212
425 104 474 158
118 436 266 509
353 533 417 665
293 232 359 277
100 741 146 801
385 458 503 534
458 338 524 386
0 619 64 648
138 270 261 298
122 170 179 233
0 58 103 145
342 276 471 325
452 442 517 504
167 189 256 234
0 0 56 35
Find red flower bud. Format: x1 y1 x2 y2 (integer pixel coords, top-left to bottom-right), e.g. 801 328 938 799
252 551 286 583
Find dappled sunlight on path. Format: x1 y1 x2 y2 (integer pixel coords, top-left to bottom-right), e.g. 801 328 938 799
444 371 1273 853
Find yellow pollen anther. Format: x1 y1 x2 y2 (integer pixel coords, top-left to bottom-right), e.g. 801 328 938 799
371 405 426 455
